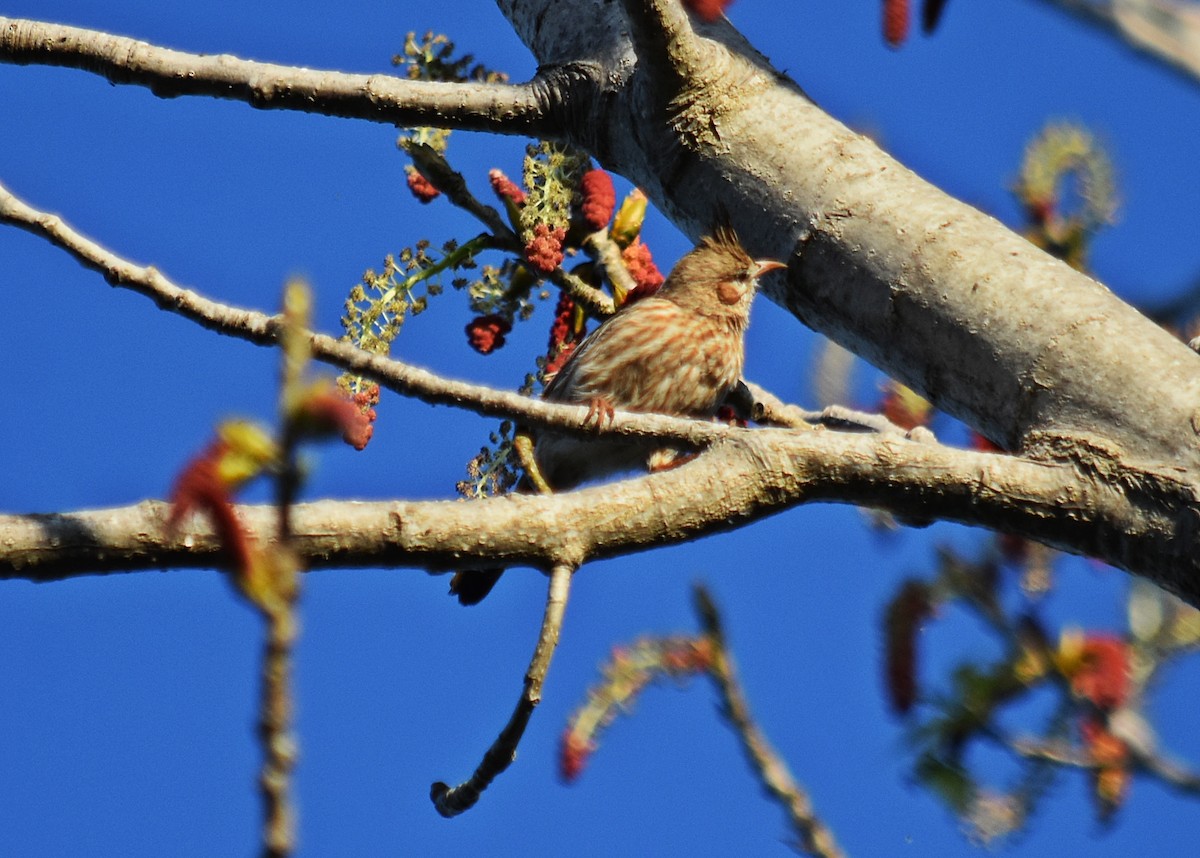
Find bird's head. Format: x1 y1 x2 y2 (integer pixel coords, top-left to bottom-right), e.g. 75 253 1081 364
660 225 786 321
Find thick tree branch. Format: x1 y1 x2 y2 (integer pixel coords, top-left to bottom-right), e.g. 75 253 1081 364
5 424 1200 603
0 17 556 137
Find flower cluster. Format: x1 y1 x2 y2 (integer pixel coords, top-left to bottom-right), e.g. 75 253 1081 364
523 222 567 274
578 169 615 232
1014 122 1117 270
465 313 512 355
405 167 440 203
559 635 715 782
620 238 665 301
1060 632 1132 818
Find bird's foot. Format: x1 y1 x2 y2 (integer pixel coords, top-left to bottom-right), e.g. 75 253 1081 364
648 448 700 472
583 397 615 431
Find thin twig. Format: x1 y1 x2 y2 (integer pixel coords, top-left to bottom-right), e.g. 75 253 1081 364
431 563 574 816
739 380 931 440
581 229 638 306
0 177 715 448
258 575 300 857
0 17 557 137
545 265 617 317
407 143 518 244
694 586 845 858
1010 736 1200 795
254 291 310 858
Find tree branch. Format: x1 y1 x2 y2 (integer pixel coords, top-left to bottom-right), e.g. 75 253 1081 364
1010 736 1200 795
5 421 1200 603
0 177 703 446
695 586 844 858
432 563 573 816
0 17 556 137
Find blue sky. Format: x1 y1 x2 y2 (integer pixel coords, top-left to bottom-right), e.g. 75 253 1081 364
2 1 1199 855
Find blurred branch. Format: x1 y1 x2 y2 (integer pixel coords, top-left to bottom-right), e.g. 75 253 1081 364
0 17 557 137
695 586 844 858
258 555 300 858
1034 0 1200 87
432 563 573 816
1010 736 1200 794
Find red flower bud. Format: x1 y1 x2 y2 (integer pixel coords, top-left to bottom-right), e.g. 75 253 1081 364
620 238 665 302
883 579 933 714
684 0 734 23
168 442 255 576
545 291 583 378
488 168 526 206
297 390 375 451
884 0 910 47
406 168 440 203
970 431 1004 452
466 314 512 355
559 727 594 783
524 222 567 274
1072 635 1130 711
578 169 616 231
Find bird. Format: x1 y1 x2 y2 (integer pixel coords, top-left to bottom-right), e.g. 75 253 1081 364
450 226 786 604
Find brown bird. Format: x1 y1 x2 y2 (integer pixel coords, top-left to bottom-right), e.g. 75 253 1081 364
450 226 785 604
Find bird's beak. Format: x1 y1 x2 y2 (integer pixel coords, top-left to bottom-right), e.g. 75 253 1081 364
750 259 787 279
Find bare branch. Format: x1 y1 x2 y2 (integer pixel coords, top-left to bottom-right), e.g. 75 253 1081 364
258 575 299 858
695 586 844 858
0 17 556 137
544 264 618 318
738 380 921 438
1011 736 1200 795
5 421 1200 604
431 563 573 816
0 177 705 446
581 229 638 305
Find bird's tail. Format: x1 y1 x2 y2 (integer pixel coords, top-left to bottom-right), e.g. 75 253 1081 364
449 568 505 606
